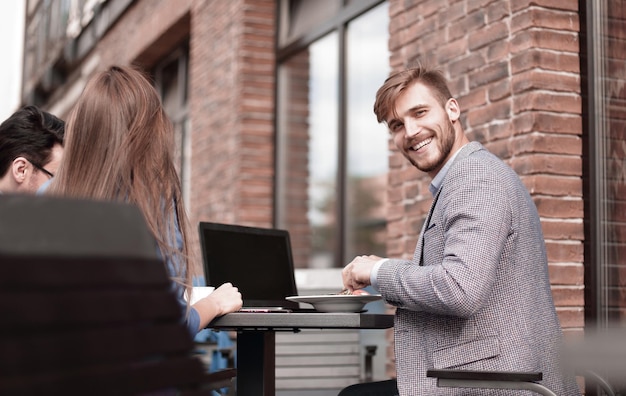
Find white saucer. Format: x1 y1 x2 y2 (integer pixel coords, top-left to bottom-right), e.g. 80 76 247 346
286 294 382 313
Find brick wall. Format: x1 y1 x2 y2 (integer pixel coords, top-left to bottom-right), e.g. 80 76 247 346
26 0 277 230
385 0 584 376
22 0 277 271
188 0 276 229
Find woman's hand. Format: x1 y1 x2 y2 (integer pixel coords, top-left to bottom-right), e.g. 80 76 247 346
206 282 243 316
193 282 242 329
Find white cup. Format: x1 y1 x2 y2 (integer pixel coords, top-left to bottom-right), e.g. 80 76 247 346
185 286 215 305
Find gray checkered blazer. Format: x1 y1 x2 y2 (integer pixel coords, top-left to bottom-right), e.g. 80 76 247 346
377 142 580 395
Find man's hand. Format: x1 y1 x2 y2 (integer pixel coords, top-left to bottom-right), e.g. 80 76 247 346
342 255 382 293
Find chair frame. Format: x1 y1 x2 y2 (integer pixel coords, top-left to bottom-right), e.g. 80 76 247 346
427 369 558 396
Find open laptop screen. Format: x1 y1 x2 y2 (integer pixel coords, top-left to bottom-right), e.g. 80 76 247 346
198 222 299 309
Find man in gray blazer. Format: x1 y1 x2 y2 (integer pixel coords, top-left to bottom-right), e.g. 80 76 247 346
341 66 580 395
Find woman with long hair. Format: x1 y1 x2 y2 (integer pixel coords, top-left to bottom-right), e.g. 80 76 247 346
45 65 242 334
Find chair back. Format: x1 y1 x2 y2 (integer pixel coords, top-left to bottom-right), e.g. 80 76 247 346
0 195 210 395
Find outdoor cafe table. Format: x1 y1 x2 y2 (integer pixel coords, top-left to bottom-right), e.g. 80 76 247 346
207 311 395 396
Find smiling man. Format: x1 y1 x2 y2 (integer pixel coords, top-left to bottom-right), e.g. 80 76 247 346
340 65 580 395
0 106 64 194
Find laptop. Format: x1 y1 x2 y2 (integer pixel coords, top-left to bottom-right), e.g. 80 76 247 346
198 221 302 311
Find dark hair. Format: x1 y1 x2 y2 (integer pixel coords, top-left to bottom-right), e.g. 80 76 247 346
373 65 453 124
0 105 65 177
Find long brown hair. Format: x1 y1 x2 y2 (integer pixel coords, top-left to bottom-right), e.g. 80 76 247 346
47 65 195 287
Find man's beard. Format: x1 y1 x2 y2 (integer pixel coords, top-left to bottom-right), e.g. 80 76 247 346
406 119 456 174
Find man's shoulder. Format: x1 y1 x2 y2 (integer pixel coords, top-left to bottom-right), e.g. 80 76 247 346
444 142 520 191
453 142 507 170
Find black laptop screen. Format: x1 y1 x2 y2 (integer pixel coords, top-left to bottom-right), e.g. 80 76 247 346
198 222 299 308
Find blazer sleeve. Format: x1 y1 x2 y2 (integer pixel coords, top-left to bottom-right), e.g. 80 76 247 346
377 155 512 317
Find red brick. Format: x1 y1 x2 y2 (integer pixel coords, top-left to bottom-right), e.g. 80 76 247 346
448 75 469 98
556 307 585 329
437 1 465 26
468 61 509 89
545 240 584 263
512 112 582 136
389 151 406 170
486 1 510 23
510 29 579 54
469 20 509 51
483 139 512 159
406 12 437 40
511 7 579 33
467 125 490 146
457 86 488 110
437 36 469 64
467 0 499 14
449 52 485 78
388 219 406 239
400 180 418 199
386 237 404 257
521 174 582 196
510 133 582 156
487 122 515 141
388 185 403 204
513 91 581 114
486 39 511 63
512 69 581 95
552 286 585 306
534 196 583 218
449 9 486 41
414 0 441 19
511 49 580 74
509 153 581 176
466 99 511 127
542 219 584 241
407 29 446 54
548 263 585 286
488 79 511 101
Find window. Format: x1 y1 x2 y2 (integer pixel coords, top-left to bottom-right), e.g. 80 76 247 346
153 46 191 206
582 1 626 326
276 0 389 269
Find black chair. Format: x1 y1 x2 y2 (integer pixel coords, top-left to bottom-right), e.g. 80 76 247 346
0 195 235 395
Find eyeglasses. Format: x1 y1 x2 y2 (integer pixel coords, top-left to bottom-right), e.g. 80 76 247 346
27 159 54 179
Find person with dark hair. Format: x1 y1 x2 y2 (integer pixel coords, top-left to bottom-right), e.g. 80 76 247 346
44 65 242 335
0 105 64 194
341 65 580 395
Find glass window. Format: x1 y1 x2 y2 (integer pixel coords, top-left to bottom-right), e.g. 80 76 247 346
583 0 626 326
345 5 390 262
276 1 389 269
153 46 191 205
306 33 339 268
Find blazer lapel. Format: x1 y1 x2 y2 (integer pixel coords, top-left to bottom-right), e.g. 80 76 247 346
414 188 442 265
413 142 481 265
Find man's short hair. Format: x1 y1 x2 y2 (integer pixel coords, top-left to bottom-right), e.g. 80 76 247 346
374 64 453 124
0 105 65 177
